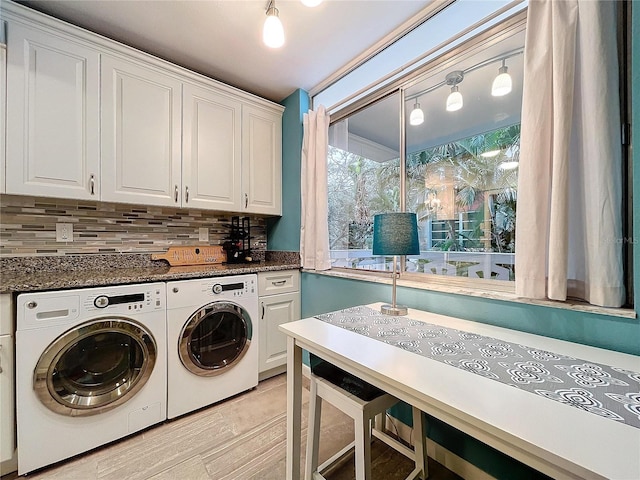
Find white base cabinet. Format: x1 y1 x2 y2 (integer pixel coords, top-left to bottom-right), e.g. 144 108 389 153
258 270 300 379
0 294 16 474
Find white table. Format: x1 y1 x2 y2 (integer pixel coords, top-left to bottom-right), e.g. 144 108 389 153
280 303 640 480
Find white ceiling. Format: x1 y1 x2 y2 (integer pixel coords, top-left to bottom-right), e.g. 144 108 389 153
17 0 433 103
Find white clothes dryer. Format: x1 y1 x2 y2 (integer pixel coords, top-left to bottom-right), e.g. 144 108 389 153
16 283 167 475
166 274 258 419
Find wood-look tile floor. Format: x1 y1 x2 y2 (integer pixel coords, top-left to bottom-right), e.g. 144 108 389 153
4 374 462 480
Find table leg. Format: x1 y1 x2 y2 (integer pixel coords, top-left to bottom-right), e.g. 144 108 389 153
286 336 302 480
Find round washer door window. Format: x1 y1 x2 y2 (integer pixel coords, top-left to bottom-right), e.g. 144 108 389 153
179 302 253 377
34 318 157 416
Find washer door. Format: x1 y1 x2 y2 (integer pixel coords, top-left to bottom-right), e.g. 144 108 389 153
33 318 157 416
179 301 252 377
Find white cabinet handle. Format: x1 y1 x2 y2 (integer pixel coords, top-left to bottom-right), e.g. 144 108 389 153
90 174 95 195
272 280 286 286
174 185 179 203
185 186 189 203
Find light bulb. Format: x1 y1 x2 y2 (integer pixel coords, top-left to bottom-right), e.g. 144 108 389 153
480 149 501 158
498 161 519 170
263 6 284 48
301 0 322 6
409 102 424 126
492 64 512 96
446 86 463 112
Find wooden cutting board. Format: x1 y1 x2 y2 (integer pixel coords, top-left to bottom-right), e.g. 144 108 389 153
151 246 226 266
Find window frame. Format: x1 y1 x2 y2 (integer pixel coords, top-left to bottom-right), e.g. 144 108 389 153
321 12 527 293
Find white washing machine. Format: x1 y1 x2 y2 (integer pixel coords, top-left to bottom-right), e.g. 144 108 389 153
16 283 167 475
166 274 258 419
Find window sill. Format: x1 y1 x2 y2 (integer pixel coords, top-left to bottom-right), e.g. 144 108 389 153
303 268 637 320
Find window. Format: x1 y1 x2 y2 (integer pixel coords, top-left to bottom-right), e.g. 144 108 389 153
328 93 400 270
326 18 525 285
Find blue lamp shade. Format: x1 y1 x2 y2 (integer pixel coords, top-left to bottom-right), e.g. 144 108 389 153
372 213 420 256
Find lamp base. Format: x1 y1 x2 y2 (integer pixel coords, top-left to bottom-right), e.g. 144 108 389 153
380 304 408 316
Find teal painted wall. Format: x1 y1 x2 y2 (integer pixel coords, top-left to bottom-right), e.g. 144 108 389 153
266 89 309 251
302 274 639 355
279 9 640 478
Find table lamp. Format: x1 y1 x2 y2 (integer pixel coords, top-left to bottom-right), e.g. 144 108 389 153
372 213 420 316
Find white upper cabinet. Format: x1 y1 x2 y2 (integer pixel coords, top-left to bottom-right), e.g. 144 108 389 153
100 55 182 206
182 83 242 211
242 105 282 215
5 23 100 200
4 2 283 214
1 44 6 194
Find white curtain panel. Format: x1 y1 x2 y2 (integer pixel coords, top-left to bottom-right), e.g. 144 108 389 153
300 106 331 270
515 0 625 307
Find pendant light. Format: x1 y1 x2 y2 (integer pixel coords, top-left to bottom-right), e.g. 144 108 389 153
263 0 285 49
491 59 512 96
445 71 464 112
480 149 501 158
409 99 424 126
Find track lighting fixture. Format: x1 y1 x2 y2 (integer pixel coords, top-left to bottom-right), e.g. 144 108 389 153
445 71 464 112
409 100 424 126
405 49 521 123
498 160 519 170
492 59 512 96
480 149 501 158
263 0 284 48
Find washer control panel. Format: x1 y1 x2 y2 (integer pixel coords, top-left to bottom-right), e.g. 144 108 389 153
17 282 166 330
85 284 165 313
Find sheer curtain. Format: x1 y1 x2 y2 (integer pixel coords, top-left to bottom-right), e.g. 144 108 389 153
300 106 331 270
515 0 625 307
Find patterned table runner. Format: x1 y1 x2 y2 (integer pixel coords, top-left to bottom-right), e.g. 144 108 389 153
316 306 640 429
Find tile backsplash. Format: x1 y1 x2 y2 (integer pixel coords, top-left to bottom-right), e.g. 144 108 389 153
0 195 267 257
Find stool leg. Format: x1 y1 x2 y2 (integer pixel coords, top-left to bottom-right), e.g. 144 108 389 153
305 378 323 480
374 412 384 432
412 406 428 479
354 416 372 480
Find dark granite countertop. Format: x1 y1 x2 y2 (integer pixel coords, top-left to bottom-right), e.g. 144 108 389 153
0 252 300 294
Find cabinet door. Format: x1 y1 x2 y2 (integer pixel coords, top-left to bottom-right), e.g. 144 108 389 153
6 24 100 199
259 291 300 373
0 333 14 464
101 55 182 206
183 83 242 210
1 44 6 194
242 105 282 215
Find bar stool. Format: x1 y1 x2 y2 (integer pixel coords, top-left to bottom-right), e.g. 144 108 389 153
305 368 428 480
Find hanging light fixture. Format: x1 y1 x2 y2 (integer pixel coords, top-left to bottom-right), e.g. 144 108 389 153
301 0 322 6
409 99 424 126
445 71 464 112
263 0 285 49
491 59 512 96
480 149 501 158
498 160 519 170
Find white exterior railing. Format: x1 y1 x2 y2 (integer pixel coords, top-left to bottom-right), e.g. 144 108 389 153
330 249 515 280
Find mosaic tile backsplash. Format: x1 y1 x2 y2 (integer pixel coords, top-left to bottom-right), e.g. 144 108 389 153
0 195 267 257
